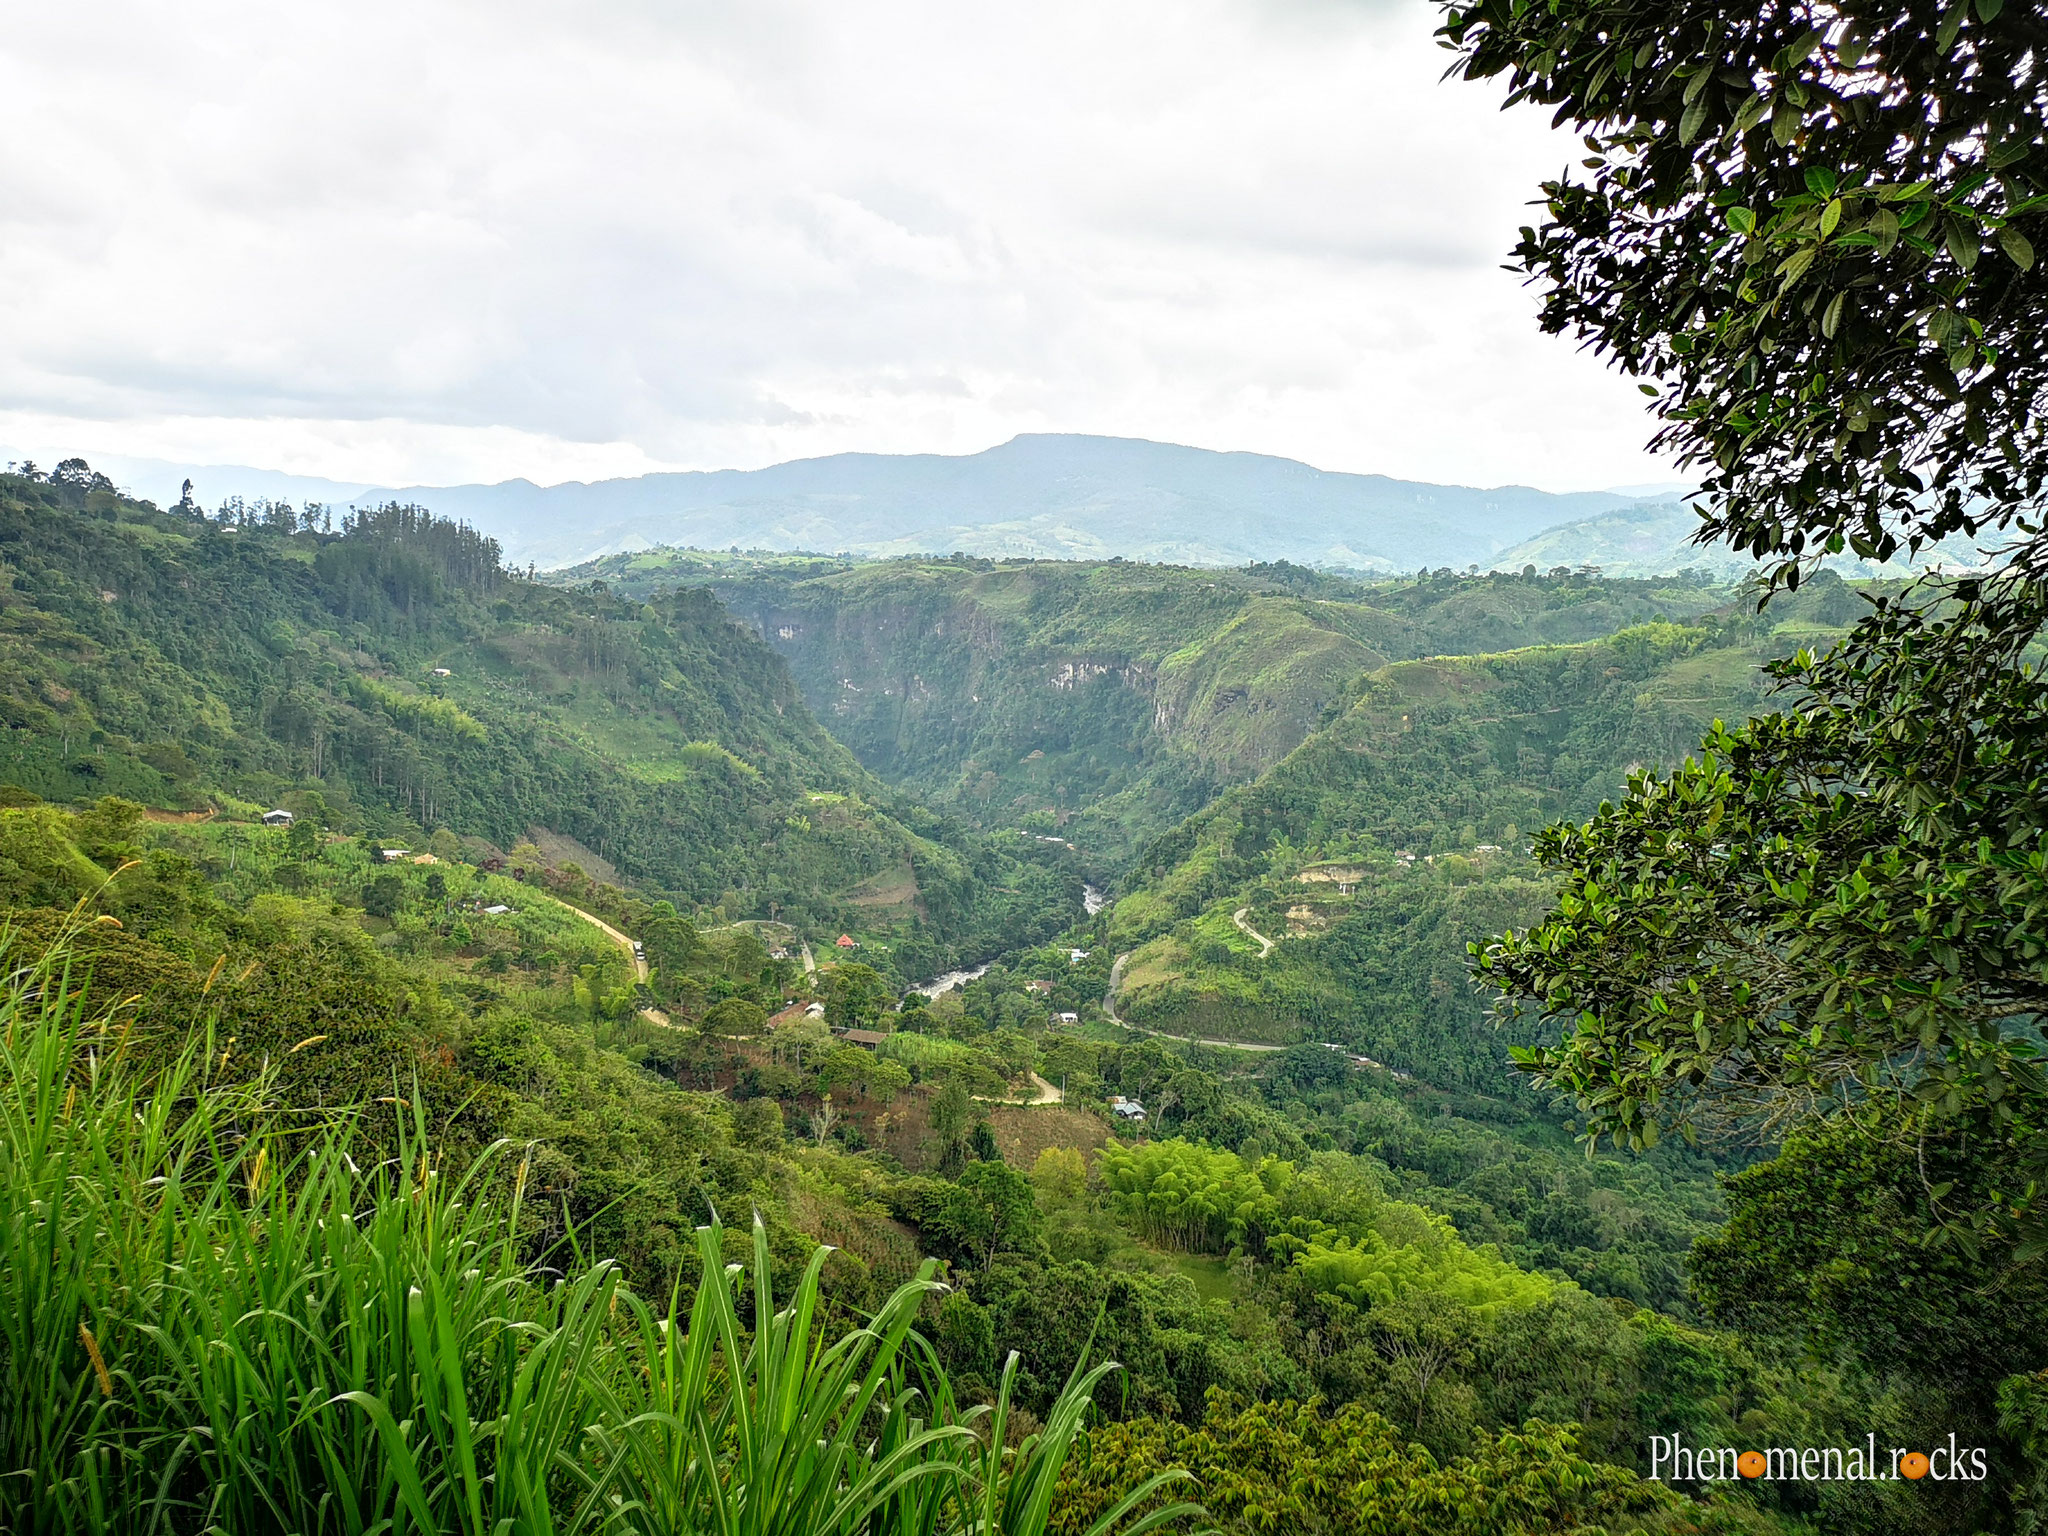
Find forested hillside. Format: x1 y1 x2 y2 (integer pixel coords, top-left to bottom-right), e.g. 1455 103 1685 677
0 797 1811 1534
1098 617 1778 1060
0 465 2015 1534
562 551 1735 866
0 471 1078 975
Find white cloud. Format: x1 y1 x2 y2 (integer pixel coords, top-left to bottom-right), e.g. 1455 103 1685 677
0 0 1670 491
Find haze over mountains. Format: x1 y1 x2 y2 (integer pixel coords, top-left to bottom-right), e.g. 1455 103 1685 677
62 434 1664 574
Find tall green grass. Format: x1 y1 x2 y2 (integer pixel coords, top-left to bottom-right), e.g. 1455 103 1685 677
0 929 1201 1535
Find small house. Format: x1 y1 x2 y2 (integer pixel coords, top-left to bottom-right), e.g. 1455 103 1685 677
1067 948 1090 964
431 667 452 677
379 848 410 863
1024 979 1053 995
841 1029 888 1049
1056 1011 1079 1025
835 934 858 949
1108 1096 1146 1121
805 1002 827 1019
261 808 295 826
482 903 513 915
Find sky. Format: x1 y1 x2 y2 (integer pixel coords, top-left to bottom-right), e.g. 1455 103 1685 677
0 0 1678 494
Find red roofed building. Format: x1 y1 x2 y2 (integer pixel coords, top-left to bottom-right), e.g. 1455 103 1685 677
835 934 858 948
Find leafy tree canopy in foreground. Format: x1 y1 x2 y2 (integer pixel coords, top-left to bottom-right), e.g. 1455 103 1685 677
1443 3 2048 1523
1443 0 2047 573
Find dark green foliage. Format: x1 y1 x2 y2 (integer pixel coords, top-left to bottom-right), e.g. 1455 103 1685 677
893 1160 1041 1271
568 557 1733 868
825 961 892 1029
361 869 403 917
702 997 768 1036
1479 569 2048 1198
1435 5 2048 1529
1691 1116 2045 1533
0 472 1079 966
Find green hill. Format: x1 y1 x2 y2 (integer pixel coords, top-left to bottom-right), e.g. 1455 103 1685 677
558 552 1734 867
1100 619 1778 1083
0 472 1077 974
0 474 1854 1535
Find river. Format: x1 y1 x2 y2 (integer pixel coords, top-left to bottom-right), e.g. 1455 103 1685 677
918 885 1105 996
918 963 990 998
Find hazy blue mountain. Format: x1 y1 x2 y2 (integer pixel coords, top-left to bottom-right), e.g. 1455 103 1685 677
345 434 1641 571
1488 498 2002 579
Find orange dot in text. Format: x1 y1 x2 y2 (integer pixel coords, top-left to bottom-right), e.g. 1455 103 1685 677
1737 1451 1766 1479
1900 1452 1930 1480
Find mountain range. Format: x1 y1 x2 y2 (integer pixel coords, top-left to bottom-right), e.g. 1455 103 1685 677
45 435 1659 574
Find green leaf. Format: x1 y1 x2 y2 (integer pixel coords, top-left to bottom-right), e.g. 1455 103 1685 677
1822 291 1847 338
1936 0 1967 50
1820 198 1843 237
2000 227 2036 270
1726 206 1756 234
1777 246 1818 286
1975 0 2003 17
1679 94 1710 146
1945 220 1981 270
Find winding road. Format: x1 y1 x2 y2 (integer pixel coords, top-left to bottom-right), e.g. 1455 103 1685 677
1101 950 1288 1054
547 894 674 1028
1232 908 1275 958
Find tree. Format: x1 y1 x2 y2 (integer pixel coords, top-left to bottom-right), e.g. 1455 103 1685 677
808 1093 838 1146
51 458 115 494
1031 1146 1088 1205
285 818 319 862
929 1075 975 1176
642 911 703 977
733 1096 783 1147
1478 573 2048 1166
824 962 891 1031
1440 0 2048 579
956 1159 1041 1267
1446 0 2048 1245
701 997 768 1038
361 871 403 919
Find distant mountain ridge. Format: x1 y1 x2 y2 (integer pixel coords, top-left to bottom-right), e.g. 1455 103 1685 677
343 435 1642 572
1487 498 2003 579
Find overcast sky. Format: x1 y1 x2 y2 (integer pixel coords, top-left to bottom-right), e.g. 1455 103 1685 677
0 0 1678 493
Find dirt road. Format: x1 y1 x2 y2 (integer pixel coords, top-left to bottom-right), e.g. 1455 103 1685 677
1102 949 1287 1054
976 1071 1065 1106
547 894 673 1028
1232 908 1275 958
